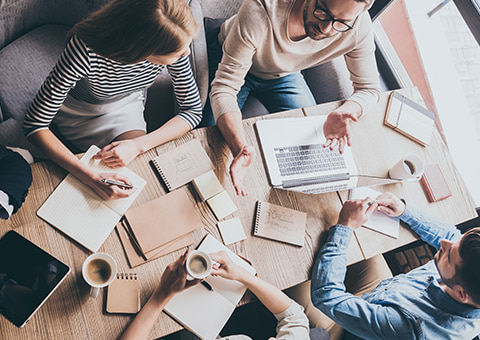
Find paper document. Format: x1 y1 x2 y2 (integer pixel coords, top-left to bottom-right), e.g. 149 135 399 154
37 145 146 252
349 187 399 238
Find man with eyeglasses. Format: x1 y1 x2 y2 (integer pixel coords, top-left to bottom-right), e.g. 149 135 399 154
208 0 380 197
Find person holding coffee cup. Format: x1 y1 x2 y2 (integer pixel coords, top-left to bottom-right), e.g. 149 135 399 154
119 250 200 340
120 250 317 340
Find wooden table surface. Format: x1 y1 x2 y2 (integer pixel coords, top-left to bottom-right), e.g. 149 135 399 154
0 89 475 339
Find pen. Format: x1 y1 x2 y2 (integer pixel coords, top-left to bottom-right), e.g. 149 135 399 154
102 178 134 189
201 280 213 291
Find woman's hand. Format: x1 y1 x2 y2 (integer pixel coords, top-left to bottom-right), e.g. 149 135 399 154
89 172 136 200
93 140 143 168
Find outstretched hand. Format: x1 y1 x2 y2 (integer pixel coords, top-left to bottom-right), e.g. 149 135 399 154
230 145 255 196
337 198 377 230
323 111 358 154
93 140 142 168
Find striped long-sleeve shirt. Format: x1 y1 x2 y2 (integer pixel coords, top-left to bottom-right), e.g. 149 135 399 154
24 35 202 137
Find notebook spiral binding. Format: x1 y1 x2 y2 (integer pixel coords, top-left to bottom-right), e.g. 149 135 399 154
253 201 263 234
116 273 138 280
150 159 173 191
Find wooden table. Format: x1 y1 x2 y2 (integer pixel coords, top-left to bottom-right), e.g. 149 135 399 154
0 89 475 339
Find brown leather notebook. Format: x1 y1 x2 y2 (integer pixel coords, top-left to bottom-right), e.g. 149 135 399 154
421 163 452 202
106 273 140 314
252 201 307 247
124 188 202 254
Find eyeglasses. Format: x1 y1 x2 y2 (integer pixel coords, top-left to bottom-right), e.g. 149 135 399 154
313 2 357 33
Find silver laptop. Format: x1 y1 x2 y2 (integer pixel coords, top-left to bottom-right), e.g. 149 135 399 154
255 115 399 194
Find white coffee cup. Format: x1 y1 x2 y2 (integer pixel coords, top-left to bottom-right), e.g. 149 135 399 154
82 252 117 298
388 153 424 182
185 250 212 280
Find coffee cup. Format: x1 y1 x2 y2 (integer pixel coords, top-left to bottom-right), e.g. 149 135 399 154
185 250 212 280
82 252 117 298
388 153 424 182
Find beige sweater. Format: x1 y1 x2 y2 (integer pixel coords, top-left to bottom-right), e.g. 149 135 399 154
210 0 381 121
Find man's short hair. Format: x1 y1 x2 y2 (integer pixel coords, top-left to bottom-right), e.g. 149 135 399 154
457 227 480 305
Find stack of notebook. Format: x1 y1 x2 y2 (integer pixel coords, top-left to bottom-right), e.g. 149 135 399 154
117 187 203 268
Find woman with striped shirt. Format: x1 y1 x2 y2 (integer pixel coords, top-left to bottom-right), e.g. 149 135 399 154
24 0 202 200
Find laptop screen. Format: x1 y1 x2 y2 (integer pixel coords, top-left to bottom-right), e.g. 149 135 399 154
0 231 70 328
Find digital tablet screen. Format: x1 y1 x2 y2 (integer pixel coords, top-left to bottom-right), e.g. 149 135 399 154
0 231 70 328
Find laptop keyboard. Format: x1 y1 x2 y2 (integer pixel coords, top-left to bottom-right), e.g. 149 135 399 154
274 144 347 177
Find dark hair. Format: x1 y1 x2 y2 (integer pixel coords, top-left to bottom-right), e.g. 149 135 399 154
457 227 480 305
68 0 199 63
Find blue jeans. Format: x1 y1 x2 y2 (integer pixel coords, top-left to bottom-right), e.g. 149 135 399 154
237 71 316 113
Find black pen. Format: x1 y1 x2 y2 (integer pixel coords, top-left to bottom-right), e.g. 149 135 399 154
201 280 213 291
102 178 134 189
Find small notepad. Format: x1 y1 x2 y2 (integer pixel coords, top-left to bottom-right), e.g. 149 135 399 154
106 273 140 314
192 170 224 201
207 190 237 220
253 201 306 247
217 217 247 245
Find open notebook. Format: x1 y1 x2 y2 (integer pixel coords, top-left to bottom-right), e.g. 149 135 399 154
37 145 146 252
164 234 256 340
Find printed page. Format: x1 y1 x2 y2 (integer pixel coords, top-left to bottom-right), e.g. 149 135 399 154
396 103 435 145
349 187 399 239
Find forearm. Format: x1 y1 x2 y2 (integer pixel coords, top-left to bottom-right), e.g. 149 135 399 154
238 272 292 314
119 290 172 340
311 225 352 309
336 100 363 118
27 129 97 184
216 111 247 156
132 116 191 154
400 201 462 249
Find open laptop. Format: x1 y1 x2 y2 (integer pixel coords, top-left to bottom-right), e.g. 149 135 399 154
255 115 399 194
0 231 70 328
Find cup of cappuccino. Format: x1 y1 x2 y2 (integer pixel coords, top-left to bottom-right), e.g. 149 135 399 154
185 250 212 280
388 153 424 182
82 252 117 298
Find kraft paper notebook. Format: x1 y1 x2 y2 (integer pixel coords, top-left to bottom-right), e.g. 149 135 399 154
106 273 140 314
164 234 256 340
151 139 214 191
384 91 435 146
37 145 146 252
123 188 202 255
349 187 399 238
252 201 307 247
116 221 194 268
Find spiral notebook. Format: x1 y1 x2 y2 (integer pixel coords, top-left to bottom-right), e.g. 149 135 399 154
252 201 307 247
150 139 214 191
106 273 140 314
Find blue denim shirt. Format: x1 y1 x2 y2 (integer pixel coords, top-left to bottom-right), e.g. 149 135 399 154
311 202 480 340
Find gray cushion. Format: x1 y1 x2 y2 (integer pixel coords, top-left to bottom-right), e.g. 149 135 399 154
0 24 69 158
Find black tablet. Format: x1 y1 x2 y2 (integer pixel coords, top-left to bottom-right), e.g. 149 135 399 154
0 231 70 328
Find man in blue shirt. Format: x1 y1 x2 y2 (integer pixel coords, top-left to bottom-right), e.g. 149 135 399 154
311 192 480 339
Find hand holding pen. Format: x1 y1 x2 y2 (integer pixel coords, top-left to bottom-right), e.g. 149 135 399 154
93 173 136 200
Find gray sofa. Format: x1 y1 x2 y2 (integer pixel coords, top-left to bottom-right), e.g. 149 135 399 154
0 0 353 160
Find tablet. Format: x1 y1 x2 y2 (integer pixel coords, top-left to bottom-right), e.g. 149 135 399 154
0 231 70 328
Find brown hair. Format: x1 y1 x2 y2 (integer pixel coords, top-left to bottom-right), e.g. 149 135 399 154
457 227 480 305
68 0 199 63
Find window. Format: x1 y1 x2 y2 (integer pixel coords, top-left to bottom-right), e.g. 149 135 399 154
373 0 480 206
